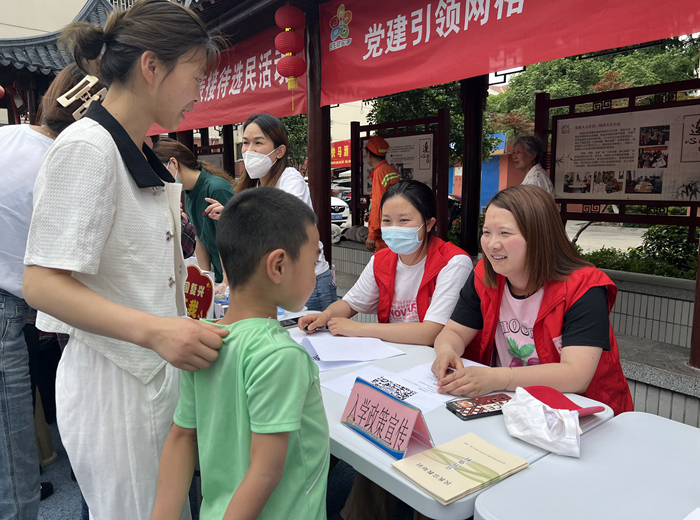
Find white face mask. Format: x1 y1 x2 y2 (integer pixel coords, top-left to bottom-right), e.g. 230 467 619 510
243 147 278 179
164 161 179 184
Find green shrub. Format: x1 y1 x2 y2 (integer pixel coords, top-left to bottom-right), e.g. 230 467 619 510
580 225 697 280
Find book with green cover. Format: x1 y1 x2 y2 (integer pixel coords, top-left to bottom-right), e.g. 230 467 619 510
391 433 528 505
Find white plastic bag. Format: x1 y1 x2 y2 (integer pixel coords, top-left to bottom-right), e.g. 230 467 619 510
502 387 583 458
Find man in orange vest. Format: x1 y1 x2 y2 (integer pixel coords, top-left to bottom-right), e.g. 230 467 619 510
364 135 401 252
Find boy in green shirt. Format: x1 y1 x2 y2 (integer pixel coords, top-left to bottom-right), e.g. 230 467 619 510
152 188 330 520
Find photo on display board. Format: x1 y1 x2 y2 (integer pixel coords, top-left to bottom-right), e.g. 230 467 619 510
592 171 623 194
639 125 671 146
637 146 668 168
564 173 592 193
625 170 663 194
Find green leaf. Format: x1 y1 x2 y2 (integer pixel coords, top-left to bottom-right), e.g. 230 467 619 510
506 337 520 357
519 343 536 358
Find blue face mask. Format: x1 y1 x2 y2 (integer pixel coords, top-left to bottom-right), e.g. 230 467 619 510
381 224 425 255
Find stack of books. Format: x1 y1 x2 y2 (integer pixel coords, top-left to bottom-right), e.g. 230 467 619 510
392 433 528 505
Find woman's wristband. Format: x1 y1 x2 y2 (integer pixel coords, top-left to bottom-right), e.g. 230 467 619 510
505 367 515 391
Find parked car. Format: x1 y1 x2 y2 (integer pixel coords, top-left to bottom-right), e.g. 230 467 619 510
331 196 351 230
331 184 352 202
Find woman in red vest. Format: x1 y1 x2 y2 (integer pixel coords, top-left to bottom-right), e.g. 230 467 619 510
299 180 472 346
432 185 633 415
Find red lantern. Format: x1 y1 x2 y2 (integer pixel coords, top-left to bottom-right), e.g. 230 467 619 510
0 85 4 100
274 31 304 55
274 4 306 105
276 55 306 89
275 5 305 30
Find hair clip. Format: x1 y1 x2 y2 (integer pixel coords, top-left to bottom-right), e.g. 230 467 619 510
57 75 107 120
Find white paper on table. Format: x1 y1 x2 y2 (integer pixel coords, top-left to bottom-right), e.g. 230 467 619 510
683 508 700 520
394 362 455 403
321 362 472 414
306 333 405 362
322 365 393 396
397 358 486 399
299 338 370 372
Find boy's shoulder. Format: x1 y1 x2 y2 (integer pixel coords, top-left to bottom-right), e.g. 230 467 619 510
209 318 308 359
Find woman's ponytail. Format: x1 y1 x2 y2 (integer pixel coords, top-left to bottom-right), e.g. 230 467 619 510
59 22 106 76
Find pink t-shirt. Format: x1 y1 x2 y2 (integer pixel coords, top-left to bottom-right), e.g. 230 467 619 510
494 284 545 367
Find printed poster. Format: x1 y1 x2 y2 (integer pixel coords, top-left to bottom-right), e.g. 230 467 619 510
362 134 433 195
554 105 700 202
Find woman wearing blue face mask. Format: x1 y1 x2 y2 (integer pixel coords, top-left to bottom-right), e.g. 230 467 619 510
233 113 337 312
299 180 473 346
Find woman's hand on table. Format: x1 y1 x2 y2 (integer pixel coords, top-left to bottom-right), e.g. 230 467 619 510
431 351 464 381
327 317 364 337
147 317 228 372
437 366 508 397
298 312 330 333
204 198 224 220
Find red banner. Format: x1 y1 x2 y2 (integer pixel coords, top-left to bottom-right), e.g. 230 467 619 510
149 27 307 135
331 138 352 167
319 1 700 106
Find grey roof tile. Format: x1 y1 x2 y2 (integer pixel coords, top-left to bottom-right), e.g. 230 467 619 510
0 0 113 75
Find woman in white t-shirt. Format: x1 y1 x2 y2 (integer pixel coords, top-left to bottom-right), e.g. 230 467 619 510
22 3 226 518
232 113 337 311
299 180 473 346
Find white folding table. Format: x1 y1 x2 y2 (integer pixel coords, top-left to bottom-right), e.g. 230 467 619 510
474 412 700 520
288 329 614 520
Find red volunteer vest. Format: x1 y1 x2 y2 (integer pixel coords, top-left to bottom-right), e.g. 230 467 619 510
374 237 468 324
467 261 633 416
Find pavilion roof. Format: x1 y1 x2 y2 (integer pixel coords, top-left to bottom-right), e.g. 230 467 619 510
0 0 113 75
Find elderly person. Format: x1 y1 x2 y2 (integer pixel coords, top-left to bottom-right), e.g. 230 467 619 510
511 135 554 196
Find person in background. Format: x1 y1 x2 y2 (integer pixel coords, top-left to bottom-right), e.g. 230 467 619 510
364 135 401 252
299 180 472 347
22 2 227 518
0 62 105 520
153 137 234 287
152 188 329 520
180 212 197 260
432 185 633 416
511 135 555 197
233 113 337 312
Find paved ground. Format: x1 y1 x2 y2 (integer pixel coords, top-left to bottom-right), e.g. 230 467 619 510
565 221 646 253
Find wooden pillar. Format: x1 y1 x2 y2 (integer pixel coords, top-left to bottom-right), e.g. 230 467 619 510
436 107 450 239
176 130 194 152
306 4 332 266
222 124 234 176
199 127 209 147
27 74 38 125
350 121 361 229
460 76 488 256
690 245 700 368
534 92 550 141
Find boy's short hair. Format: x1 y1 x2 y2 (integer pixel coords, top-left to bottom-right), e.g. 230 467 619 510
216 187 317 289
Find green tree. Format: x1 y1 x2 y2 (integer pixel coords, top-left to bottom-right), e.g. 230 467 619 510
366 82 502 164
487 37 699 131
281 114 308 175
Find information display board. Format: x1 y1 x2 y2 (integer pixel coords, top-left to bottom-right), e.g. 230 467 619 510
553 105 700 202
361 133 434 196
